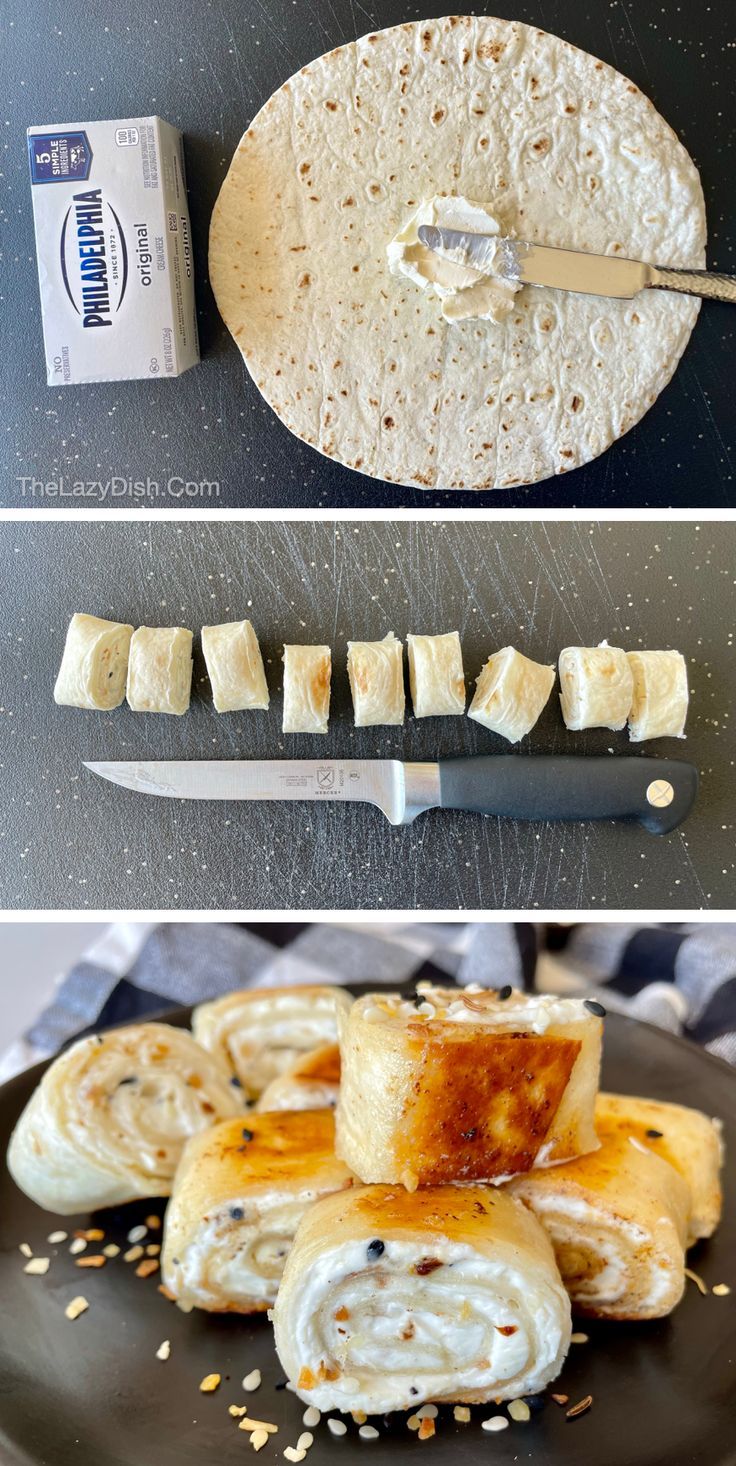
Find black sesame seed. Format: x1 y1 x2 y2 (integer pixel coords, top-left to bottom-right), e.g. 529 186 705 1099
412 990 424 1008
230 1076 243 1088
410 1387 419 1397
242 1128 254 1141
646 1128 664 1139
523 1393 546 1412
498 985 512 1001
367 1239 385 1260
583 999 607 1017
230 1206 244 1221
275 1378 288 1391
117 1076 138 1086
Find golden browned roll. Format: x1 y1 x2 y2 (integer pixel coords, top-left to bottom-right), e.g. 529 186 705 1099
508 1094 693 1320
273 1183 571 1415
257 1044 341 1113
594 1092 722 1245
192 985 353 1100
335 986 602 1188
161 1110 352 1313
7 1024 242 1214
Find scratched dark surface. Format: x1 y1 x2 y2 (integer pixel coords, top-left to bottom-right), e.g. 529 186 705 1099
1 0 734 511
1 519 734 911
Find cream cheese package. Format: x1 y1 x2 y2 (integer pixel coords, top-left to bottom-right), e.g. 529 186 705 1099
27 117 199 385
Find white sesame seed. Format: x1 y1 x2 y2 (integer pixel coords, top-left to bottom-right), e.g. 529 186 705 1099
127 1224 148 1244
302 1407 320 1428
416 1404 437 1419
103 1243 120 1258
251 1430 269 1452
482 1416 509 1432
19 1243 33 1258
359 1426 379 1440
47 1231 67 1244
327 1420 347 1437
284 1451 306 1464
69 1238 87 1255
341 1377 360 1393
361 1005 384 1023
243 1368 262 1391
417 1002 436 1017
24 1257 50 1275
64 1295 89 1320
296 1432 314 1450
155 1340 171 1361
712 1283 731 1297
570 1332 589 1344
407 1416 420 1431
509 1399 531 1422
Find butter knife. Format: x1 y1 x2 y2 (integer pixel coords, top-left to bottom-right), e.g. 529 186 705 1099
85 755 697 834
416 225 736 303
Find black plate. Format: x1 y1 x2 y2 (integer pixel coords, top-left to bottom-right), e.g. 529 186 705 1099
1 1009 734 1466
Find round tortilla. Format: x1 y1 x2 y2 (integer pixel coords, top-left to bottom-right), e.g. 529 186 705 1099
210 15 705 492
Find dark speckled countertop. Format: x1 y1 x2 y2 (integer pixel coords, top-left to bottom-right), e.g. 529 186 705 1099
1 0 734 510
1 519 733 911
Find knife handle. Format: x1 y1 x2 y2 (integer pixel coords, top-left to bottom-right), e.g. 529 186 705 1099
649 267 736 304
438 756 698 835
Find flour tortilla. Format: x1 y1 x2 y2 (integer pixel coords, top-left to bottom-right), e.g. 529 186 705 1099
210 15 705 492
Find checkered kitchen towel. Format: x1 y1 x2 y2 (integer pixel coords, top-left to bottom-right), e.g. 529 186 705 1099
2 921 735 1079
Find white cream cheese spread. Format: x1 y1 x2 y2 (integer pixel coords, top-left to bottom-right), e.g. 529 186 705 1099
387 196 521 323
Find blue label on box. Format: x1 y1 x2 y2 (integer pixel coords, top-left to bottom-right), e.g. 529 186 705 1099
28 130 93 184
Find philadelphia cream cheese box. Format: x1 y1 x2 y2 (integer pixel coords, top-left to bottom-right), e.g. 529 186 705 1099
27 117 200 385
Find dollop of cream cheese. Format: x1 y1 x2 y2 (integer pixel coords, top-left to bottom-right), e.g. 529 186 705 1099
387 196 521 323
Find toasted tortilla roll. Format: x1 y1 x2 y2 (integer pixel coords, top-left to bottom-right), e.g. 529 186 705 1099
468 646 555 743
162 1110 352 1312
509 1095 693 1320
201 619 269 712
257 1043 341 1113
193 985 352 1100
282 644 331 733
347 632 405 727
6 1024 242 1215
335 986 601 1189
594 1092 722 1245
274 1183 571 1414
407 632 465 717
53 613 133 710
627 650 689 741
126 625 193 715
558 642 633 731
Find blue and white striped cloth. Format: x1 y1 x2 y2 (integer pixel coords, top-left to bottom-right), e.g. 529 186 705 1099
2 921 734 1080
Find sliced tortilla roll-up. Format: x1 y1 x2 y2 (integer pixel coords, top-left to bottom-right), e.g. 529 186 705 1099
193 985 352 1100
126 625 193 715
273 1183 571 1415
347 632 405 726
6 1023 242 1215
559 642 633 731
594 1092 722 1245
468 646 555 743
201 619 269 712
335 987 601 1189
161 1110 352 1313
257 1043 341 1113
509 1095 693 1320
407 632 465 717
53 613 133 710
282 644 331 733
627 650 689 741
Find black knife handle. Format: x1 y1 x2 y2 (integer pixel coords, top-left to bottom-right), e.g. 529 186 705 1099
438 756 698 835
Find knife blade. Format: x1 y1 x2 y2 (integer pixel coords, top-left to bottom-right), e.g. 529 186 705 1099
416 225 736 303
84 755 698 835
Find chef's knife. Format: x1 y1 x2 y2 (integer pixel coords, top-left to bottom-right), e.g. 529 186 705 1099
84 756 697 834
416 225 736 303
